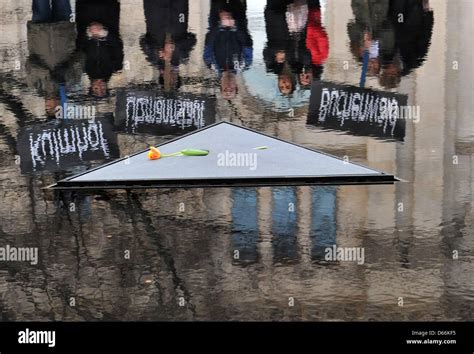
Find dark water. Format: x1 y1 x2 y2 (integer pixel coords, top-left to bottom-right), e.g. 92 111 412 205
0 0 472 321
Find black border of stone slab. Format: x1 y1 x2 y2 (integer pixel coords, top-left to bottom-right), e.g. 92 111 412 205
49 121 398 190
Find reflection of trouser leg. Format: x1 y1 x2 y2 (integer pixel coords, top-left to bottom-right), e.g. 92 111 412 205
32 0 52 23
310 186 337 260
272 187 298 261
231 188 259 263
52 0 72 21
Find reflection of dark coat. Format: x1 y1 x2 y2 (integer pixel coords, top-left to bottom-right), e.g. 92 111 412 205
204 0 253 73
346 0 433 76
347 0 395 62
141 0 196 67
388 0 433 75
350 0 390 31
263 0 312 75
75 0 123 81
208 0 249 29
26 21 82 97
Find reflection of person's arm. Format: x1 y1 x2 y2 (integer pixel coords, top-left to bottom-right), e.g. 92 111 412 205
243 47 253 67
203 31 216 68
305 8 329 65
203 45 214 67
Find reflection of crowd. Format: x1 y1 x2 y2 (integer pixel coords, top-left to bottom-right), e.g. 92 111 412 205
24 0 434 117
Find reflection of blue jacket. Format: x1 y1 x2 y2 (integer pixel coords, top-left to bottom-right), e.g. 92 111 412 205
204 25 253 73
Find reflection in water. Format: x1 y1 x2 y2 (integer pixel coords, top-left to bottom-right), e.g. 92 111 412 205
272 187 298 263
311 186 337 261
141 0 196 92
26 0 79 118
205 0 253 100
307 81 407 140
232 188 259 264
348 0 433 88
17 118 119 173
76 0 124 98
264 0 328 95
115 90 215 135
0 0 472 321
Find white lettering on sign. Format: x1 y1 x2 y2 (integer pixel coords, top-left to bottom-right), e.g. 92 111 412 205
125 95 206 133
28 121 111 170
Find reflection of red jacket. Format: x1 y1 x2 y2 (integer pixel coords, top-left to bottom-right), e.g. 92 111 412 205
306 8 329 65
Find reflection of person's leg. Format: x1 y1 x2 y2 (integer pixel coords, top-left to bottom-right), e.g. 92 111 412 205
307 0 321 9
52 0 72 21
32 0 52 23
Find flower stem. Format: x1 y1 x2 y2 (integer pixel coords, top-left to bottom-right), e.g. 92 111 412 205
161 152 183 158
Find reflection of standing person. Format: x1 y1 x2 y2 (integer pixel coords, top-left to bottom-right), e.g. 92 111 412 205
347 0 433 89
379 0 433 88
264 0 309 94
204 0 253 100
26 0 82 118
140 0 196 92
387 0 433 76
264 0 327 95
347 0 393 79
76 0 124 98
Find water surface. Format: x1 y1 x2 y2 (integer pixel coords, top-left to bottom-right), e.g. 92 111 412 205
0 0 472 321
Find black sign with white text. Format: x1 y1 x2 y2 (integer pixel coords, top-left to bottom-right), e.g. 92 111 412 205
308 81 408 140
17 119 119 174
115 90 216 136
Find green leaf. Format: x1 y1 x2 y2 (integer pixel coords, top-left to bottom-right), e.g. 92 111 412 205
253 146 268 150
180 149 210 156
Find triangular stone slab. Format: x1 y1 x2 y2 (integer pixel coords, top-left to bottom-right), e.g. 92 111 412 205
53 121 397 189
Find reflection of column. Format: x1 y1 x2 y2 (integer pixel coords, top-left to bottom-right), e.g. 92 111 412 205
203 188 232 222
366 140 396 232
271 187 298 263
184 0 210 77
449 0 474 144
296 186 312 266
365 0 448 313
310 186 337 261
337 185 368 247
257 187 272 266
0 0 30 73
441 0 474 317
323 0 355 84
412 0 447 235
231 188 259 263
116 0 154 85
0 105 34 235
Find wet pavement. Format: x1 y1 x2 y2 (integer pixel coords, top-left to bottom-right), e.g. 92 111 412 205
0 0 473 320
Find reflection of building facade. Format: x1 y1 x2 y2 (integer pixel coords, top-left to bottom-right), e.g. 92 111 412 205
0 0 472 320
